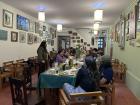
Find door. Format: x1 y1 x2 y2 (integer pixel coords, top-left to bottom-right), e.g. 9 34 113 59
58 36 70 50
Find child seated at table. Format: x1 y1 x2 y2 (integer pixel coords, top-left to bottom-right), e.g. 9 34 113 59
63 56 100 94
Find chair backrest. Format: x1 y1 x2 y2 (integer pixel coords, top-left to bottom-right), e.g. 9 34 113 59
9 77 28 105
59 89 104 105
3 61 14 71
16 59 25 63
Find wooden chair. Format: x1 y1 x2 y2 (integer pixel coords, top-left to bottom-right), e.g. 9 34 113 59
119 63 127 82
59 89 104 105
0 61 15 88
100 82 115 105
9 77 45 105
14 59 26 78
23 65 36 91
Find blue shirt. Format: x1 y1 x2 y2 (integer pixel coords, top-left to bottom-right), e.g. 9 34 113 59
100 67 113 83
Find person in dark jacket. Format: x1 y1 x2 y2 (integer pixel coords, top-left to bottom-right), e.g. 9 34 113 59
99 55 113 85
63 56 100 93
37 41 49 77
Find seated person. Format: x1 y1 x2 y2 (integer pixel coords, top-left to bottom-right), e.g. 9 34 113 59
55 49 66 64
99 55 113 85
63 56 100 94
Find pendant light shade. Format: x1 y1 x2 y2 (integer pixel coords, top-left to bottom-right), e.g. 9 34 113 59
57 24 62 32
94 10 103 21
93 23 99 30
38 11 45 22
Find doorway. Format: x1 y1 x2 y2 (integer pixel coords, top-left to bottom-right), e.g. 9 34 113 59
58 36 70 50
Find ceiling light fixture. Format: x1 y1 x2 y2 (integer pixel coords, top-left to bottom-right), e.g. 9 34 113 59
93 23 99 30
94 10 103 21
38 11 45 22
57 24 62 32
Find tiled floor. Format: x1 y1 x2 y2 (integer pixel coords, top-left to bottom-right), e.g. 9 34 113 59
0 75 140 105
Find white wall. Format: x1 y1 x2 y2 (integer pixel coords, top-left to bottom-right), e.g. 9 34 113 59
76 29 98 49
0 1 55 66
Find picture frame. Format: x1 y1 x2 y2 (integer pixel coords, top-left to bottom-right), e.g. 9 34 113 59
77 40 80 43
19 31 26 43
129 6 137 39
3 9 13 28
68 31 72 34
17 15 30 31
11 31 18 42
81 39 83 43
47 39 51 45
43 26 46 31
71 37 75 39
27 33 34 44
29 21 35 32
84 42 87 45
73 32 77 36
0 29 8 40
34 35 38 43
51 40 54 46
35 22 40 34
73 40 76 43
76 36 80 39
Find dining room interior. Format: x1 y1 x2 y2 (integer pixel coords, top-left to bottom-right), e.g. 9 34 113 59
0 0 140 105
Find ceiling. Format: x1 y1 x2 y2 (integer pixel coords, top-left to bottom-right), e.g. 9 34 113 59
1 0 130 29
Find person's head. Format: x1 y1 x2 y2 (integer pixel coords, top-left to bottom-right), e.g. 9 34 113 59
85 56 97 71
40 40 47 48
101 55 112 68
93 48 98 53
58 49 64 56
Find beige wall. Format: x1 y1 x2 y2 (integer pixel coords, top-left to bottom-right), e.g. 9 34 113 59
0 1 56 66
106 0 140 99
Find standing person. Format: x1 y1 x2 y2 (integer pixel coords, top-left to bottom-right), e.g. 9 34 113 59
37 40 49 77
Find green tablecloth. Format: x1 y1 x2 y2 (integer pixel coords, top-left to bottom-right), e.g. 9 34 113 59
39 71 76 88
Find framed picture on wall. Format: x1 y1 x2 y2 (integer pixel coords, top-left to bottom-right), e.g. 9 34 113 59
76 36 80 39
0 29 8 40
35 22 40 34
11 31 18 42
19 31 26 43
73 32 77 36
81 39 83 43
71 37 75 39
51 40 54 46
17 15 30 31
29 21 35 32
3 9 13 28
73 40 76 43
129 6 136 39
34 35 38 43
84 42 87 45
27 33 34 44
68 31 72 34
77 40 80 43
